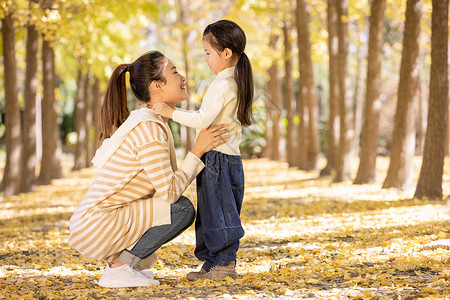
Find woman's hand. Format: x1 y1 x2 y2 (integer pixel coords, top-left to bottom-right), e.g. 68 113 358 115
191 124 230 158
151 102 174 118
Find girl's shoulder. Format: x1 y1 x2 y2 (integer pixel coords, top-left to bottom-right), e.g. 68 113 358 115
209 75 237 91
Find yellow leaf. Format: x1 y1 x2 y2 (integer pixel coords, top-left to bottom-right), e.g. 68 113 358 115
363 290 372 297
438 231 447 239
421 287 438 294
307 278 320 284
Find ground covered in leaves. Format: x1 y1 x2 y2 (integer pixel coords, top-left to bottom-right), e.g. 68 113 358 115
0 157 449 299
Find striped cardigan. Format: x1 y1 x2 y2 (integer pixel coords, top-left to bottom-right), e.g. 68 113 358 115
68 111 204 263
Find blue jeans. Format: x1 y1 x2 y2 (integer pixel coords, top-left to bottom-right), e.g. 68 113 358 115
118 196 195 270
195 150 245 272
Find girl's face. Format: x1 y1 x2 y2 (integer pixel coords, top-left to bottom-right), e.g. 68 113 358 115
202 39 231 75
158 59 187 106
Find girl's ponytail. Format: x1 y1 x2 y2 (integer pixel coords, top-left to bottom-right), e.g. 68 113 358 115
235 52 253 127
203 20 254 127
99 64 129 145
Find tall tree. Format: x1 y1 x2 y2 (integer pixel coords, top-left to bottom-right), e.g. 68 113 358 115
92 76 102 151
321 0 340 176
284 18 296 166
21 0 39 193
73 68 86 171
416 68 427 156
1 11 22 196
84 72 94 166
296 0 319 170
334 0 354 182
354 0 386 184
383 0 422 189
352 28 366 158
268 34 282 161
173 0 195 154
38 31 63 184
414 0 448 200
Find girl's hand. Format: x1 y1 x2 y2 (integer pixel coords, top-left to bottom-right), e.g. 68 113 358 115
191 124 230 158
151 102 174 118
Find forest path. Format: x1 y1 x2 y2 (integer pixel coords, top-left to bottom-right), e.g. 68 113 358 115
0 157 449 299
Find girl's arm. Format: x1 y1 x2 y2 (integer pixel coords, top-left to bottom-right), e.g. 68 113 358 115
152 80 228 129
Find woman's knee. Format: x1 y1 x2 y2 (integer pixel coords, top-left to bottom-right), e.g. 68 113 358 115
177 196 196 221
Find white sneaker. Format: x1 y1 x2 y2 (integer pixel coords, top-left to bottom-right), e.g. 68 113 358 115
98 264 160 288
137 269 155 279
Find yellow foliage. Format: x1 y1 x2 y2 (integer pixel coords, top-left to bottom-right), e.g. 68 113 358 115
0 158 449 298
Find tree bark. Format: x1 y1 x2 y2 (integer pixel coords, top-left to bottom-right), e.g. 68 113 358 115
268 35 282 161
296 0 319 170
352 28 366 158
284 20 296 166
334 0 354 182
73 69 86 171
85 72 94 166
383 0 422 189
1 13 22 196
37 36 62 184
176 0 193 154
447 79 450 156
261 80 273 159
93 76 102 150
414 0 448 200
321 0 340 176
354 0 386 184
416 70 427 156
21 3 39 193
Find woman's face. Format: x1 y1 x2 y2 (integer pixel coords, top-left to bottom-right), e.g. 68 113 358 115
157 59 187 106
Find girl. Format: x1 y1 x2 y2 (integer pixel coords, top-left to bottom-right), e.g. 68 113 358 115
68 51 229 288
151 20 253 281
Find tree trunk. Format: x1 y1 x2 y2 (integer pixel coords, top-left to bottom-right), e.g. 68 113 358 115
414 0 448 200
37 36 62 184
296 0 319 170
176 0 193 154
416 72 427 155
21 5 39 193
85 72 94 166
334 0 354 182
261 81 273 159
1 13 22 196
447 79 450 156
93 76 102 150
321 0 340 176
382 0 422 189
354 0 386 184
73 69 86 171
284 20 296 166
352 28 366 158
268 35 282 161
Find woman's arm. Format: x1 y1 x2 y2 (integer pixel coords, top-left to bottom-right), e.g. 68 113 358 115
137 122 229 203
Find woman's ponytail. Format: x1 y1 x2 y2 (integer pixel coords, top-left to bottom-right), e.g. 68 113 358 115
99 64 129 145
97 51 167 146
235 52 253 127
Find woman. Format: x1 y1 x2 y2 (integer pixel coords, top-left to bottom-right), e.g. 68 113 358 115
68 51 229 288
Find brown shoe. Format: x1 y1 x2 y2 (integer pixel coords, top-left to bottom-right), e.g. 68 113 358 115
186 268 207 281
186 261 238 281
